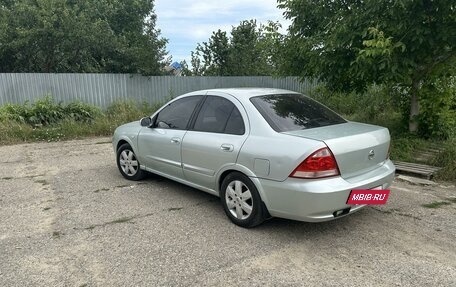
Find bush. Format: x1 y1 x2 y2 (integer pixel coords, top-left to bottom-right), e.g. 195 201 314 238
0 96 103 126
64 101 102 123
27 96 66 125
0 96 165 145
310 84 406 134
311 84 395 118
0 102 31 123
418 76 456 140
106 99 163 122
309 85 360 116
432 140 456 181
105 100 142 121
389 135 433 163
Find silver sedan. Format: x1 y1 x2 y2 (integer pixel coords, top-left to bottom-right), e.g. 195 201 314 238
113 88 395 227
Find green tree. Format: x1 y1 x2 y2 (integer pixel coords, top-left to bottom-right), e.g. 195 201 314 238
228 20 262 75
278 0 456 133
194 29 230 76
0 0 168 74
190 20 284 76
190 50 205 76
258 21 288 75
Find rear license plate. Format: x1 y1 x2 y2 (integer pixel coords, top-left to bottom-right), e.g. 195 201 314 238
347 187 390 205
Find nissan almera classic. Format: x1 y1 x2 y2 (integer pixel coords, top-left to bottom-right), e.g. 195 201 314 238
113 88 395 227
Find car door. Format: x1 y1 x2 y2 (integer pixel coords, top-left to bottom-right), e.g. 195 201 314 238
181 93 249 191
137 95 203 180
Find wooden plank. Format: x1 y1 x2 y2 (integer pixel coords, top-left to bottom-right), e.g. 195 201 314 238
395 166 438 173
394 161 441 171
394 164 440 171
395 166 440 173
395 169 432 180
393 161 441 180
396 169 431 176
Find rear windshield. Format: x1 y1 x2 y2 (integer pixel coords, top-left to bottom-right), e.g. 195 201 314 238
250 94 346 132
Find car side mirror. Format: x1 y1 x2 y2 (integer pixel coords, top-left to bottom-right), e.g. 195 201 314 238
140 117 152 127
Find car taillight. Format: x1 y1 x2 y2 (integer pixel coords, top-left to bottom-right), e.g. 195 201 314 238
290 147 340 179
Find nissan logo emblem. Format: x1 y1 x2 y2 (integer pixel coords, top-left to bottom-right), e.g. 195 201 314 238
368 150 375 160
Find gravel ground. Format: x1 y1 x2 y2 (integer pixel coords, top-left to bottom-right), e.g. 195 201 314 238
0 137 455 287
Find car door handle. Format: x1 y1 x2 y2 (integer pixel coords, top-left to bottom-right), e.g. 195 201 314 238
220 144 234 152
171 137 181 144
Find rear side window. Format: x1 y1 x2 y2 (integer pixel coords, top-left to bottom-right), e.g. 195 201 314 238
250 94 346 132
155 96 203 129
193 96 245 135
224 107 245 135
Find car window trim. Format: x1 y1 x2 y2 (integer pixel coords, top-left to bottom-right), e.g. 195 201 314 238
221 105 235 133
186 95 208 130
224 107 246 135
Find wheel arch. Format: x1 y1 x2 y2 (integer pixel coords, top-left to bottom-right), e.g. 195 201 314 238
115 136 136 153
216 165 271 211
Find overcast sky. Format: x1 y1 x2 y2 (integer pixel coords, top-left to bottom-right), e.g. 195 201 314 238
155 0 290 64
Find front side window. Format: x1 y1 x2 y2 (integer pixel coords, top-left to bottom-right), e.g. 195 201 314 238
155 96 203 129
193 96 245 135
250 94 346 132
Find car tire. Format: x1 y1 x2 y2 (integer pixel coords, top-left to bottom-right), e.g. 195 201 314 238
116 143 145 181
220 172 266 228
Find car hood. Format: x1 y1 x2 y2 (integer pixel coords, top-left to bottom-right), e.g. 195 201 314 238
114 121 142 140
117 121 141 131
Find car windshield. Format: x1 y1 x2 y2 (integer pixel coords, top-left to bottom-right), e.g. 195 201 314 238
250 94 346 132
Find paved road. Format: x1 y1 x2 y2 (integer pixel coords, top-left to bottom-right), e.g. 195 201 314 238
0 138 455 286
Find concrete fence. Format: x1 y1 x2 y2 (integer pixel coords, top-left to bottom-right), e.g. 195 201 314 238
0 74 318 108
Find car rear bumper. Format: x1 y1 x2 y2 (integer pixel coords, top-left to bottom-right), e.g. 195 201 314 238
253 160 395 222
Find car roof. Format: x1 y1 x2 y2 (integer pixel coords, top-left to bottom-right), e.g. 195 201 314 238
204 88 300 98
176 88 302 109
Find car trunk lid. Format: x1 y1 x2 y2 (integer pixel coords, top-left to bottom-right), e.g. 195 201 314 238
283 122 390 179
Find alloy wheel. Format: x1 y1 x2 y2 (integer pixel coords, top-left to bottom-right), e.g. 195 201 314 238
225 180 253 220
119 149 139 176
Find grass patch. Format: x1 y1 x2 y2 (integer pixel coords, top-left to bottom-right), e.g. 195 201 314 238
446 197 456 203
421 201 451 209
0 97 164 146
